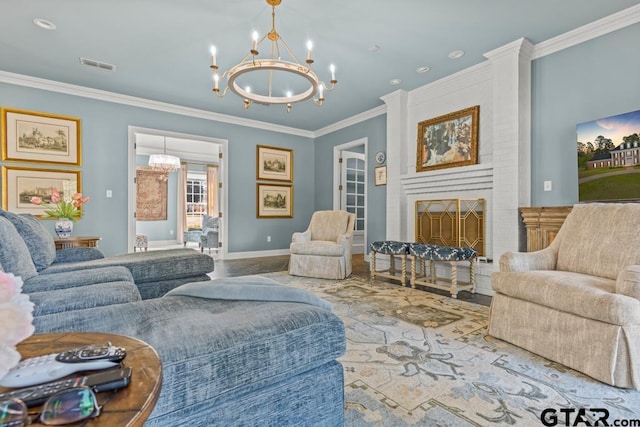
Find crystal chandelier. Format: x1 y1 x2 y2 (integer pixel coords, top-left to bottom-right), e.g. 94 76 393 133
148 137 180 173
209 0 337 112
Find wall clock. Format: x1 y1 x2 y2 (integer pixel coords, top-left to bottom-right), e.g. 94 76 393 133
375 151 386 164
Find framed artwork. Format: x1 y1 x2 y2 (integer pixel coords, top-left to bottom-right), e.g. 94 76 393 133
1 165 81 218
416 105 479 173
256 145 293 182
256 183 293 218
1 107 81 166
374 165 387 186
577 108 640 202
136 168 168 221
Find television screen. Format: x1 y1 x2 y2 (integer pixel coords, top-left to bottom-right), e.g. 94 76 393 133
576 109 640 202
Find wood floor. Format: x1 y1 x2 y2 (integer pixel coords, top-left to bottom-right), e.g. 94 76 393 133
210 254 492 307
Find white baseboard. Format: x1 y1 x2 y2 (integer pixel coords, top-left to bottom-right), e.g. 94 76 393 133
223 248 290 260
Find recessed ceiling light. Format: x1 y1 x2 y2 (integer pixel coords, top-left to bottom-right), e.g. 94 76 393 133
390 79 402 85
33 18 56 30
416 66 431 73
368 45 381 52
448 50 465 59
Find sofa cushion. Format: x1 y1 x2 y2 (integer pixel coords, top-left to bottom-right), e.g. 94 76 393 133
28 281 142 316
309 210 351 242
0 210 56 271
32 296 345 420
492 270 640 325
23 266 134 293
40 248 214 283
0 216 38 280
555 203 640 280
290 241 345 257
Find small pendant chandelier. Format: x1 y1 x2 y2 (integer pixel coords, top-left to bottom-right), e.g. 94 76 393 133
148 137 180 173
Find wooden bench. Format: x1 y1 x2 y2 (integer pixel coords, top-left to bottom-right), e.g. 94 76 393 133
408 243 477 298
369 241 410 286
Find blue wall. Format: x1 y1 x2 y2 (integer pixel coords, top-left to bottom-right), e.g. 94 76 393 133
314 115 387 250
531 23 640 206
0 83 314 255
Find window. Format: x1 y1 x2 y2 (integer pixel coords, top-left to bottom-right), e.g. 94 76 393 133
186 172 207 229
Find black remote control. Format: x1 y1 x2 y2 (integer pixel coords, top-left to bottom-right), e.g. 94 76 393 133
0 367 132 407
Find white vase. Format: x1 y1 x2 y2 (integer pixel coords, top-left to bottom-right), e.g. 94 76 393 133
54 218 73 239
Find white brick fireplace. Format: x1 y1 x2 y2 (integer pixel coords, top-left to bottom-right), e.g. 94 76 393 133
381 38 534 296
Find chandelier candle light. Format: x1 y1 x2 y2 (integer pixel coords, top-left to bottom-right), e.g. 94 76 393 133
210 0 337 111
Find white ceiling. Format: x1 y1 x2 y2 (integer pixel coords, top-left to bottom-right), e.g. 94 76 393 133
1 0 638 131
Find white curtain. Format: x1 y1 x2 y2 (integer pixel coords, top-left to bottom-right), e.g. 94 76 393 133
206 165 218 217
177 162 188 239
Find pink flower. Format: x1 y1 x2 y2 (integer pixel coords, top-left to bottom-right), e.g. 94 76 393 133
30 196 42 205
50 189 60 203
0 272 34 379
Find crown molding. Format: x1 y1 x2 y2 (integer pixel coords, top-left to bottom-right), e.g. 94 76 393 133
533 4 640 59
0 70 315 138
313 104 387 138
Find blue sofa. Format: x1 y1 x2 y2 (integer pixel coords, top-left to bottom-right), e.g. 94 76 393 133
0 211 346 426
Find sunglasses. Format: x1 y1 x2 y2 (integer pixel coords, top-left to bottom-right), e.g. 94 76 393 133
0 386 100 426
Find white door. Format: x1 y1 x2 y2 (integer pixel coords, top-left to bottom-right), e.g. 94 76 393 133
340 152 366 254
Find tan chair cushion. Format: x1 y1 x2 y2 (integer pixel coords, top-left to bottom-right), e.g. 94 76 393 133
309 211 351 242
493 270 640 325
290 241 346 257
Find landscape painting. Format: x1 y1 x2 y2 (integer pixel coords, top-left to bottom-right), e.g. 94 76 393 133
1 107 81 165
577 109 640 202
1 166 80 217
256 183 293 218
256 145 293 182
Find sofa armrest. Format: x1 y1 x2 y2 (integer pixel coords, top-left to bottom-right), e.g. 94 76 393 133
499 246 557 272
616 265 640 300
292 230 311 243
54 247 105 263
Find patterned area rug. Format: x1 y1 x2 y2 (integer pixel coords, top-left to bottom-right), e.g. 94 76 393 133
265 273 640 426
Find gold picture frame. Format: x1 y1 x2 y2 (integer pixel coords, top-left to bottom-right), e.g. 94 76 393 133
256 145 293 182
1 165 81 218
374 165 387 186
256 183 293 218
1 107 82 166
416 105 479 173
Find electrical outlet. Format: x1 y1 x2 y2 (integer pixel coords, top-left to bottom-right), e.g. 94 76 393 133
106 190 112 198
267 236 271 242
544 181 552 192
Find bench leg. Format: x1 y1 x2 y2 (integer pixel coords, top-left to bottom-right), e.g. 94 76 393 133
400 254 406 287
470 258 476 294
430 260 436 283
370 250 376 283
389 255 395 275
450 261 458 298
410 256 416 288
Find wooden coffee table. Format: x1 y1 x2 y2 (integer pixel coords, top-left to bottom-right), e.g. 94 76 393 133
4 332 162 427
54 236 102 250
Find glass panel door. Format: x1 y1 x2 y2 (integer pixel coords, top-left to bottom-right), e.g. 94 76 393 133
341 152 366 254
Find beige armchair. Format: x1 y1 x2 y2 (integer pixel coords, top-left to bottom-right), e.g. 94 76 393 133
488 203 640 389
289 210 356 280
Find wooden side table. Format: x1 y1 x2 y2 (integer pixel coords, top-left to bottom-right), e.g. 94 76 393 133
54 236 102 250
3 332 162 427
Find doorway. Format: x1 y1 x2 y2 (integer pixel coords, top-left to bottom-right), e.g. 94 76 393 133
127 126 228 257
333 138 367 255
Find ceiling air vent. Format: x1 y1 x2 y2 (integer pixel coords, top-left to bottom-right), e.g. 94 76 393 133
79 57 116 71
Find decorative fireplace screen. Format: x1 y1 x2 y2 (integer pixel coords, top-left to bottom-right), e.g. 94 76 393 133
415 198 485 256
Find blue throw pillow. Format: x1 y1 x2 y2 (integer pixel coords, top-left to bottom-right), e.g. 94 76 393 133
0 210 56 271
0 216 38 279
